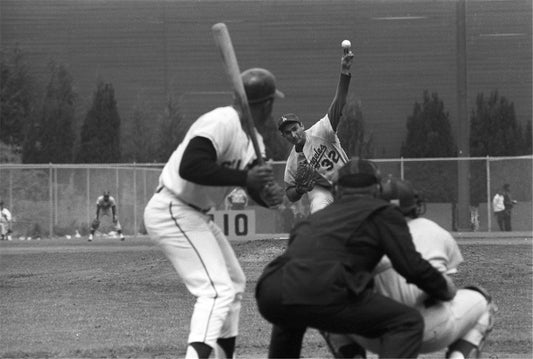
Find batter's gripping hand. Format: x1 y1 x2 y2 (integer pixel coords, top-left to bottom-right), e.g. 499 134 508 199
260 181 284 208
246 163 275 193
295 159 317 194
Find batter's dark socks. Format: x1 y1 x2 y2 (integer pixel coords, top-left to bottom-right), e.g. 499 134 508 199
189 342 212 358
446 339 477 358
217 336 236 358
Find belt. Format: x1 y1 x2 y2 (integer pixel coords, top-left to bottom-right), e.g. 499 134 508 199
156 185 211 214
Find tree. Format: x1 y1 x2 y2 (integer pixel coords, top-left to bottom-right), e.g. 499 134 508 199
400 90 457 202
122 97 157 163
76 81 121 163
337 96 374 158
470 91 528 156
155 96 191 162
469 91 530 205
401 90 456 158
23 61 76 163
0 46 35 149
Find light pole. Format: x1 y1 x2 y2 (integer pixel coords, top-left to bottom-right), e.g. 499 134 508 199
456 0 471 231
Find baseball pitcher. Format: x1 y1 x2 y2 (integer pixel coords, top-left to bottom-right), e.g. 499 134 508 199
279 46 353 213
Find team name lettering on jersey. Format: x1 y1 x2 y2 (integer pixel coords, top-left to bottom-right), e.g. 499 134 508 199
309 145 342 172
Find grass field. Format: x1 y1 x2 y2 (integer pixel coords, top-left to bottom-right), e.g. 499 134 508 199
1 236 532 358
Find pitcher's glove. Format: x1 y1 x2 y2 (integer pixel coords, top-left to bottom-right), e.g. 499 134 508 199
260 181 284 209
295 160 317 195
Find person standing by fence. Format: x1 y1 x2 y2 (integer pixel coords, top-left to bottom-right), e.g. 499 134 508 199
502 184 518 231
0 200 13 241
492 189 506 231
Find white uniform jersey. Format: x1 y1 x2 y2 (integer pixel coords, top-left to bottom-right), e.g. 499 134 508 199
96 196 116 216
1 208 12 222
373 217 464 308
284 115 348 188
158 106 264 210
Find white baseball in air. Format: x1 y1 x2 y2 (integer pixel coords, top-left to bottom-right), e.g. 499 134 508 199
341 40 351 49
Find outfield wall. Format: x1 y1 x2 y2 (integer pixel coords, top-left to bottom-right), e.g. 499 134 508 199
1 156 531 238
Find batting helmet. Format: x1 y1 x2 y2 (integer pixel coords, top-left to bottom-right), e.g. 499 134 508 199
241 68 285 104
335 157 381 188
381 178 425 217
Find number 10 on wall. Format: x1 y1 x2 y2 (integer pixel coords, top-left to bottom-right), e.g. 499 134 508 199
209 210 256 240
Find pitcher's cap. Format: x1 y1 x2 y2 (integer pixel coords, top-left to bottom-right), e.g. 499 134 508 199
336 157 381 188
241 68 284 104
278 113 301 131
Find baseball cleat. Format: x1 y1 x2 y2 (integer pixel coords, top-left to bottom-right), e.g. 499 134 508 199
88 234 93 242
120 236 125 241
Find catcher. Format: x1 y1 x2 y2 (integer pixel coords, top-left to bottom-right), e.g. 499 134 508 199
323 178 497 359
279 44 353 214
88 191 125 241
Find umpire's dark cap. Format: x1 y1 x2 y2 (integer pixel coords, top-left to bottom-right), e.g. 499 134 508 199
241 68 284 104
336 157 381 188
277 113 301 131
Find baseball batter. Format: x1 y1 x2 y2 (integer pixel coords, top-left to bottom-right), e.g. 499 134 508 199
143 68 285 359
279 47 353 213
325 179 497 359
88 191 125 241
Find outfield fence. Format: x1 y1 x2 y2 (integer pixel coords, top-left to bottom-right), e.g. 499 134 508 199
0 156 531 238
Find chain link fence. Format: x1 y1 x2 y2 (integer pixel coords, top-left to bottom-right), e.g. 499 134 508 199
1 156 531 239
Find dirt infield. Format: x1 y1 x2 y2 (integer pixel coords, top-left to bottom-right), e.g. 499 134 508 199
1 236 531 358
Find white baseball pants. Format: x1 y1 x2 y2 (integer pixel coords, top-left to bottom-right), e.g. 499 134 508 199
308 185 334 213
144 189 246 349
351 289 490 353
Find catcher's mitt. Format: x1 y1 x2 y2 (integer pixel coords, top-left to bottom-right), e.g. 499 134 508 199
295 159 317 194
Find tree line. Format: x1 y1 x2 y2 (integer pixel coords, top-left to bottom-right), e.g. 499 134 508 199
1 46 531 169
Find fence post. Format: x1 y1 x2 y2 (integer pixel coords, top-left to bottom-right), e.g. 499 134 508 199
133 163 137 236
49 163 53 238
486 156 492 232
86 168 91 226
400 157 404 179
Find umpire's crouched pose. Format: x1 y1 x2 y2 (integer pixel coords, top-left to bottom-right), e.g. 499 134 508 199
255 158 457 358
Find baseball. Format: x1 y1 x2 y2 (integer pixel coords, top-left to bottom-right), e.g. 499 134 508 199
341 40 351 49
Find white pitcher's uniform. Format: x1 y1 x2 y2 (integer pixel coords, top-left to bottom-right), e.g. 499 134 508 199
284 116 348 213
144 106 264 349
348 217 492 353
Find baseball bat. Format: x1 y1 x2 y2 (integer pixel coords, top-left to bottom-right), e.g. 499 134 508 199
211 22 264 165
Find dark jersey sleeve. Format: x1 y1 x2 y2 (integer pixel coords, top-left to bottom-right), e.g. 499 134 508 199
372 206 451 301
179 136 247 186
327 73 351 132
